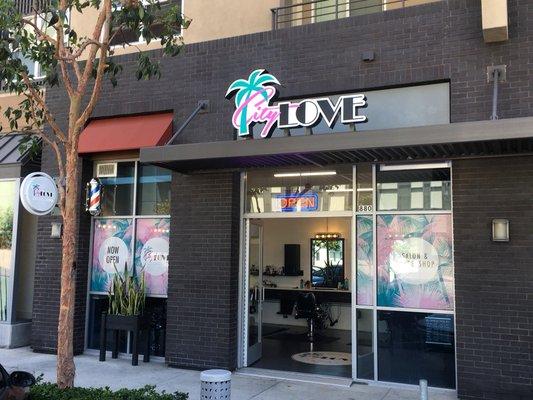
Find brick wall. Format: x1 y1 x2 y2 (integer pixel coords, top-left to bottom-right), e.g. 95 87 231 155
166 171 240 369
453 156 533 400
34 0 533 398
43 0 533 145
31 155 92 355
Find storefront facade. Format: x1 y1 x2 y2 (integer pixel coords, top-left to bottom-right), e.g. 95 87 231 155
0 135 40 349
32 1 532 399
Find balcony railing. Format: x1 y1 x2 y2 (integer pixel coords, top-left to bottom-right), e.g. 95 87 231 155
15 0 49 15
271 0 440 30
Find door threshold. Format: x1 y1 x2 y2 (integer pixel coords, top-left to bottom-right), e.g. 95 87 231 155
237 367 353 387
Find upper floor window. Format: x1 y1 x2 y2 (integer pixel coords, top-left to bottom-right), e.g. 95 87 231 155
273 0 441 29
1 11 69 91
110 0 182 47
13 51 43 80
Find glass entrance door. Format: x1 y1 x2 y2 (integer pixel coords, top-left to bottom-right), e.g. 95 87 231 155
246 221 263 365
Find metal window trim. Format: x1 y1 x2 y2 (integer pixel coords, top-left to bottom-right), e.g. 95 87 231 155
243 211 353 219
352 161 456 387
237 172 246 368
85 160 172 353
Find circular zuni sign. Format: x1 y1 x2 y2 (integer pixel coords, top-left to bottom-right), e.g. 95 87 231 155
140 237 169 276
20 172 58 216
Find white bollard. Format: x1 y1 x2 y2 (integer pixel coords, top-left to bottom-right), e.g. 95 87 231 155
419 379 428 400
200 369 231 400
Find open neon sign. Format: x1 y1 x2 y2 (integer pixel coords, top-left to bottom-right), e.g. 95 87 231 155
275 192 319 212
226 69 367 138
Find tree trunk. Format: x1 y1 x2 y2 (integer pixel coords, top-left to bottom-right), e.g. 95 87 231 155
56 144 80 388
57 95 82 389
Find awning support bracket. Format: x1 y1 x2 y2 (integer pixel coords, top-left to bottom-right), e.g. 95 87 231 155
487 65 506 121
167 100 209 145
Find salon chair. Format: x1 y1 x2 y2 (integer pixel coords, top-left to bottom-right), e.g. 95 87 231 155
294 292 321 342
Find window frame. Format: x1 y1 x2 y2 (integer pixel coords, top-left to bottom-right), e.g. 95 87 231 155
354 162 456 386
87 159 171 297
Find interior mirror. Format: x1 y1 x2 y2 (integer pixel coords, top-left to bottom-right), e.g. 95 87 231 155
9 371 36 388
311 238 344 288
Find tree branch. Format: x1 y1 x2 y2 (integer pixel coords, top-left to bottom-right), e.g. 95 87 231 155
65 39 103 61
20 71 68 143
55 0 76 98
21 18 58 46
75 0 112 131
77 0 110 94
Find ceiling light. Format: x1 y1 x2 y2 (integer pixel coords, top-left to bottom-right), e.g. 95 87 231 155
325 188 352 193
273 172 301 178
302 171 337 176
274 171 337 178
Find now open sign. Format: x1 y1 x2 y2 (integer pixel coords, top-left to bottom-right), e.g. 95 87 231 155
275 192 319 212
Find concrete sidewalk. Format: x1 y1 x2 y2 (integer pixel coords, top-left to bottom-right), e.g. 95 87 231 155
0 347 457 400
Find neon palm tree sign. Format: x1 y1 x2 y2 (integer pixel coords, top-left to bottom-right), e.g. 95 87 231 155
226 69 368 139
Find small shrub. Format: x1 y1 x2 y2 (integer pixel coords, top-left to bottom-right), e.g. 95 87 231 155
29 382 188 400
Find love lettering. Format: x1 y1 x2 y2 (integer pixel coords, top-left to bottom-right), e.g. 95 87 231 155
226 69 367 139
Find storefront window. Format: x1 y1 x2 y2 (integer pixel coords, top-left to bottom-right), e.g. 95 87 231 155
88 161 171 355
378 311 455 388
136 164 171 215
376 214 454 311
0 180 17 322
356 216 373 306
134 218 170 297
90 218 134 293
357 309 374 380
99 162 135 216
356 165 373 212
352 163 454 387
246 166 353 213
376 166 451 211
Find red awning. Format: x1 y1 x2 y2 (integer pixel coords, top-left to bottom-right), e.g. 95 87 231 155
78 112 173 154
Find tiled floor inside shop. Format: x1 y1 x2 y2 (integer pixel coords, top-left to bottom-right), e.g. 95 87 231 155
251 323 352 378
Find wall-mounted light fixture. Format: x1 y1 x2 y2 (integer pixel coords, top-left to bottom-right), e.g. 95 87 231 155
315 233 340 240
492 219 509 242
51 222 63 239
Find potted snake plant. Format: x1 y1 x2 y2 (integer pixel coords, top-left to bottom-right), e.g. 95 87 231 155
107 263 146 319
99 263 150 365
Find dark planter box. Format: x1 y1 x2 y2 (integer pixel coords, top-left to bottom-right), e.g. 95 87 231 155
99 312 151 366
106 314 149 331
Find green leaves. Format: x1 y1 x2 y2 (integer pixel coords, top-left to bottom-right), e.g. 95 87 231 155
30 383 189 400
108 263 146 316
0 0 190 135
49 12 59 27
91 58 123 87
136 52 161 80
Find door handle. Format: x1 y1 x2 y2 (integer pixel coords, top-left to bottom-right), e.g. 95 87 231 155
261 287 265 302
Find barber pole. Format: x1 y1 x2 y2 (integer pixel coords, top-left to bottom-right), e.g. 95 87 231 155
86 178 102 216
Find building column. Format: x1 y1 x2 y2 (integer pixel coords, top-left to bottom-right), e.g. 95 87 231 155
165 171 241 369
